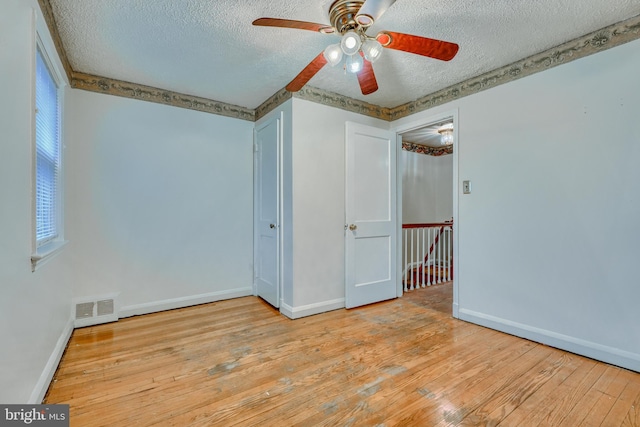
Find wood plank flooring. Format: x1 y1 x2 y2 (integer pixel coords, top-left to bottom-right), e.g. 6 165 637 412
44 283 640 426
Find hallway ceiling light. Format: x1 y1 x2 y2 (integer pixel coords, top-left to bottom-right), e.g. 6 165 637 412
438 123 454 146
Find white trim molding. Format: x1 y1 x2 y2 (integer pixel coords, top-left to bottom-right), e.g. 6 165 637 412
459 309 640 373
31 240 69 272
29 317 74 403
118 288 253 318
280 298 345 320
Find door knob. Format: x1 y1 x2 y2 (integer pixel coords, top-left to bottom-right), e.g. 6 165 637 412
349 224 357 231
270 223 276 229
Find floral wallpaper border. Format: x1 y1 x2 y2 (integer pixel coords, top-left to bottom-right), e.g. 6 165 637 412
294 87 391 121
72 72 255 122
255 88 292 122
255 86 391 121
38 0 640 123
402 142 453 157
38 0 255 121
37 0 73 80
390 14 640 120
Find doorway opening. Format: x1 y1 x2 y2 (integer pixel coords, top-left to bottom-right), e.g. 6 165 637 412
396 112 458 316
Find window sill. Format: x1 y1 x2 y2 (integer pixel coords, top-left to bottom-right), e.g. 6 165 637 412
31 240 68 272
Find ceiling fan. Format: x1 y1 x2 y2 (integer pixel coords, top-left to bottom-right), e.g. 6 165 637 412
252 0 459 95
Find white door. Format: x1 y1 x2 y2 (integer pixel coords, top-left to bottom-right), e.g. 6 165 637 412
345 122 397 308
254 115 280 308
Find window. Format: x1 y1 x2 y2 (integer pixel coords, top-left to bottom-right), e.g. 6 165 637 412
32 41 65 269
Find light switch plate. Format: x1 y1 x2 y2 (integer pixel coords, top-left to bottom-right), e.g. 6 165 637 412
463 180 471 194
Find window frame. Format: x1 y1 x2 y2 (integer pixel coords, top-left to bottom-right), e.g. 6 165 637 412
31 31 67 271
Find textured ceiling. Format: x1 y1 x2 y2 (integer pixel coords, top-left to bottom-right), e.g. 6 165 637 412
49 0 640 110
402 118 453 147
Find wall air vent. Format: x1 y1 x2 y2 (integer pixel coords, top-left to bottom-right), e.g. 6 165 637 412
75 302 94 319
97 299 114 316
73 293 119 328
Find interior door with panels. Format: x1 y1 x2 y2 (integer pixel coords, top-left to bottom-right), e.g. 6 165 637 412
345 122 397 308
254 115 281 308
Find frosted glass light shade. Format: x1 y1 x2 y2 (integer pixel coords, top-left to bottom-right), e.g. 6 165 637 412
323 44 343 67
340 31 362 56
440 131 454 145
345 53 363 73
438 123 454 145
362 39 383 63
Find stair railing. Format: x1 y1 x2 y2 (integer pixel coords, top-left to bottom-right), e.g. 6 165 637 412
402 221 453 291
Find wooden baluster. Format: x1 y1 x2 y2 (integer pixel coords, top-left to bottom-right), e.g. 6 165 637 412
410 229 414 290
420 227 425 288
403 228 408 292
401 222 455 290
449 227 452 281
438 227 443 285
427 227 432 286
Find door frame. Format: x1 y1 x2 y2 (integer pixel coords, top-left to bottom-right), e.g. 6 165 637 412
253 112 283 308
393 109 460 318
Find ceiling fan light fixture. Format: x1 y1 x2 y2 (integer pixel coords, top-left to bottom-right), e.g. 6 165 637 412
340 31 362 56
252 0 459 95
345 53 364 74
362 38 383 63
324 43 344 66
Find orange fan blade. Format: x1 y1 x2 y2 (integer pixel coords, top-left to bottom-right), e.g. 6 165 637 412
355 0 397 26
252 18 334 34
285 52 328 92
357 54 378 95
376 31 459 61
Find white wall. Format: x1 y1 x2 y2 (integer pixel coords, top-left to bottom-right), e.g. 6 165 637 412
0 0 73 403
65 90 255 316
393 38 640 371
2 0 254 401
287 98 388 314
401 151 453 224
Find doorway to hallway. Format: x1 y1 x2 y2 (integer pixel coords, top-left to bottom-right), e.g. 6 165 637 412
396 112 458 316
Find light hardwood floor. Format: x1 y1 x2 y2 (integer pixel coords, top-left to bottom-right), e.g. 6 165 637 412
45 283 640 426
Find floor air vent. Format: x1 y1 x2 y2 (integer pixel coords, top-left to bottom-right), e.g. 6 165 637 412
73 294 119 327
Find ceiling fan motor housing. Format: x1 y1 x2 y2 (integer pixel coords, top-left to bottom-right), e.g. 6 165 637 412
329 0 366 34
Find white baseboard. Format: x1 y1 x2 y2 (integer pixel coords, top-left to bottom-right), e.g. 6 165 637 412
458 308 640 373
29 317 74 404
119 287 253 318
280 298 345 319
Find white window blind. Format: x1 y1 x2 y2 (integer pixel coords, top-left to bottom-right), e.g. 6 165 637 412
35 46 60 247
